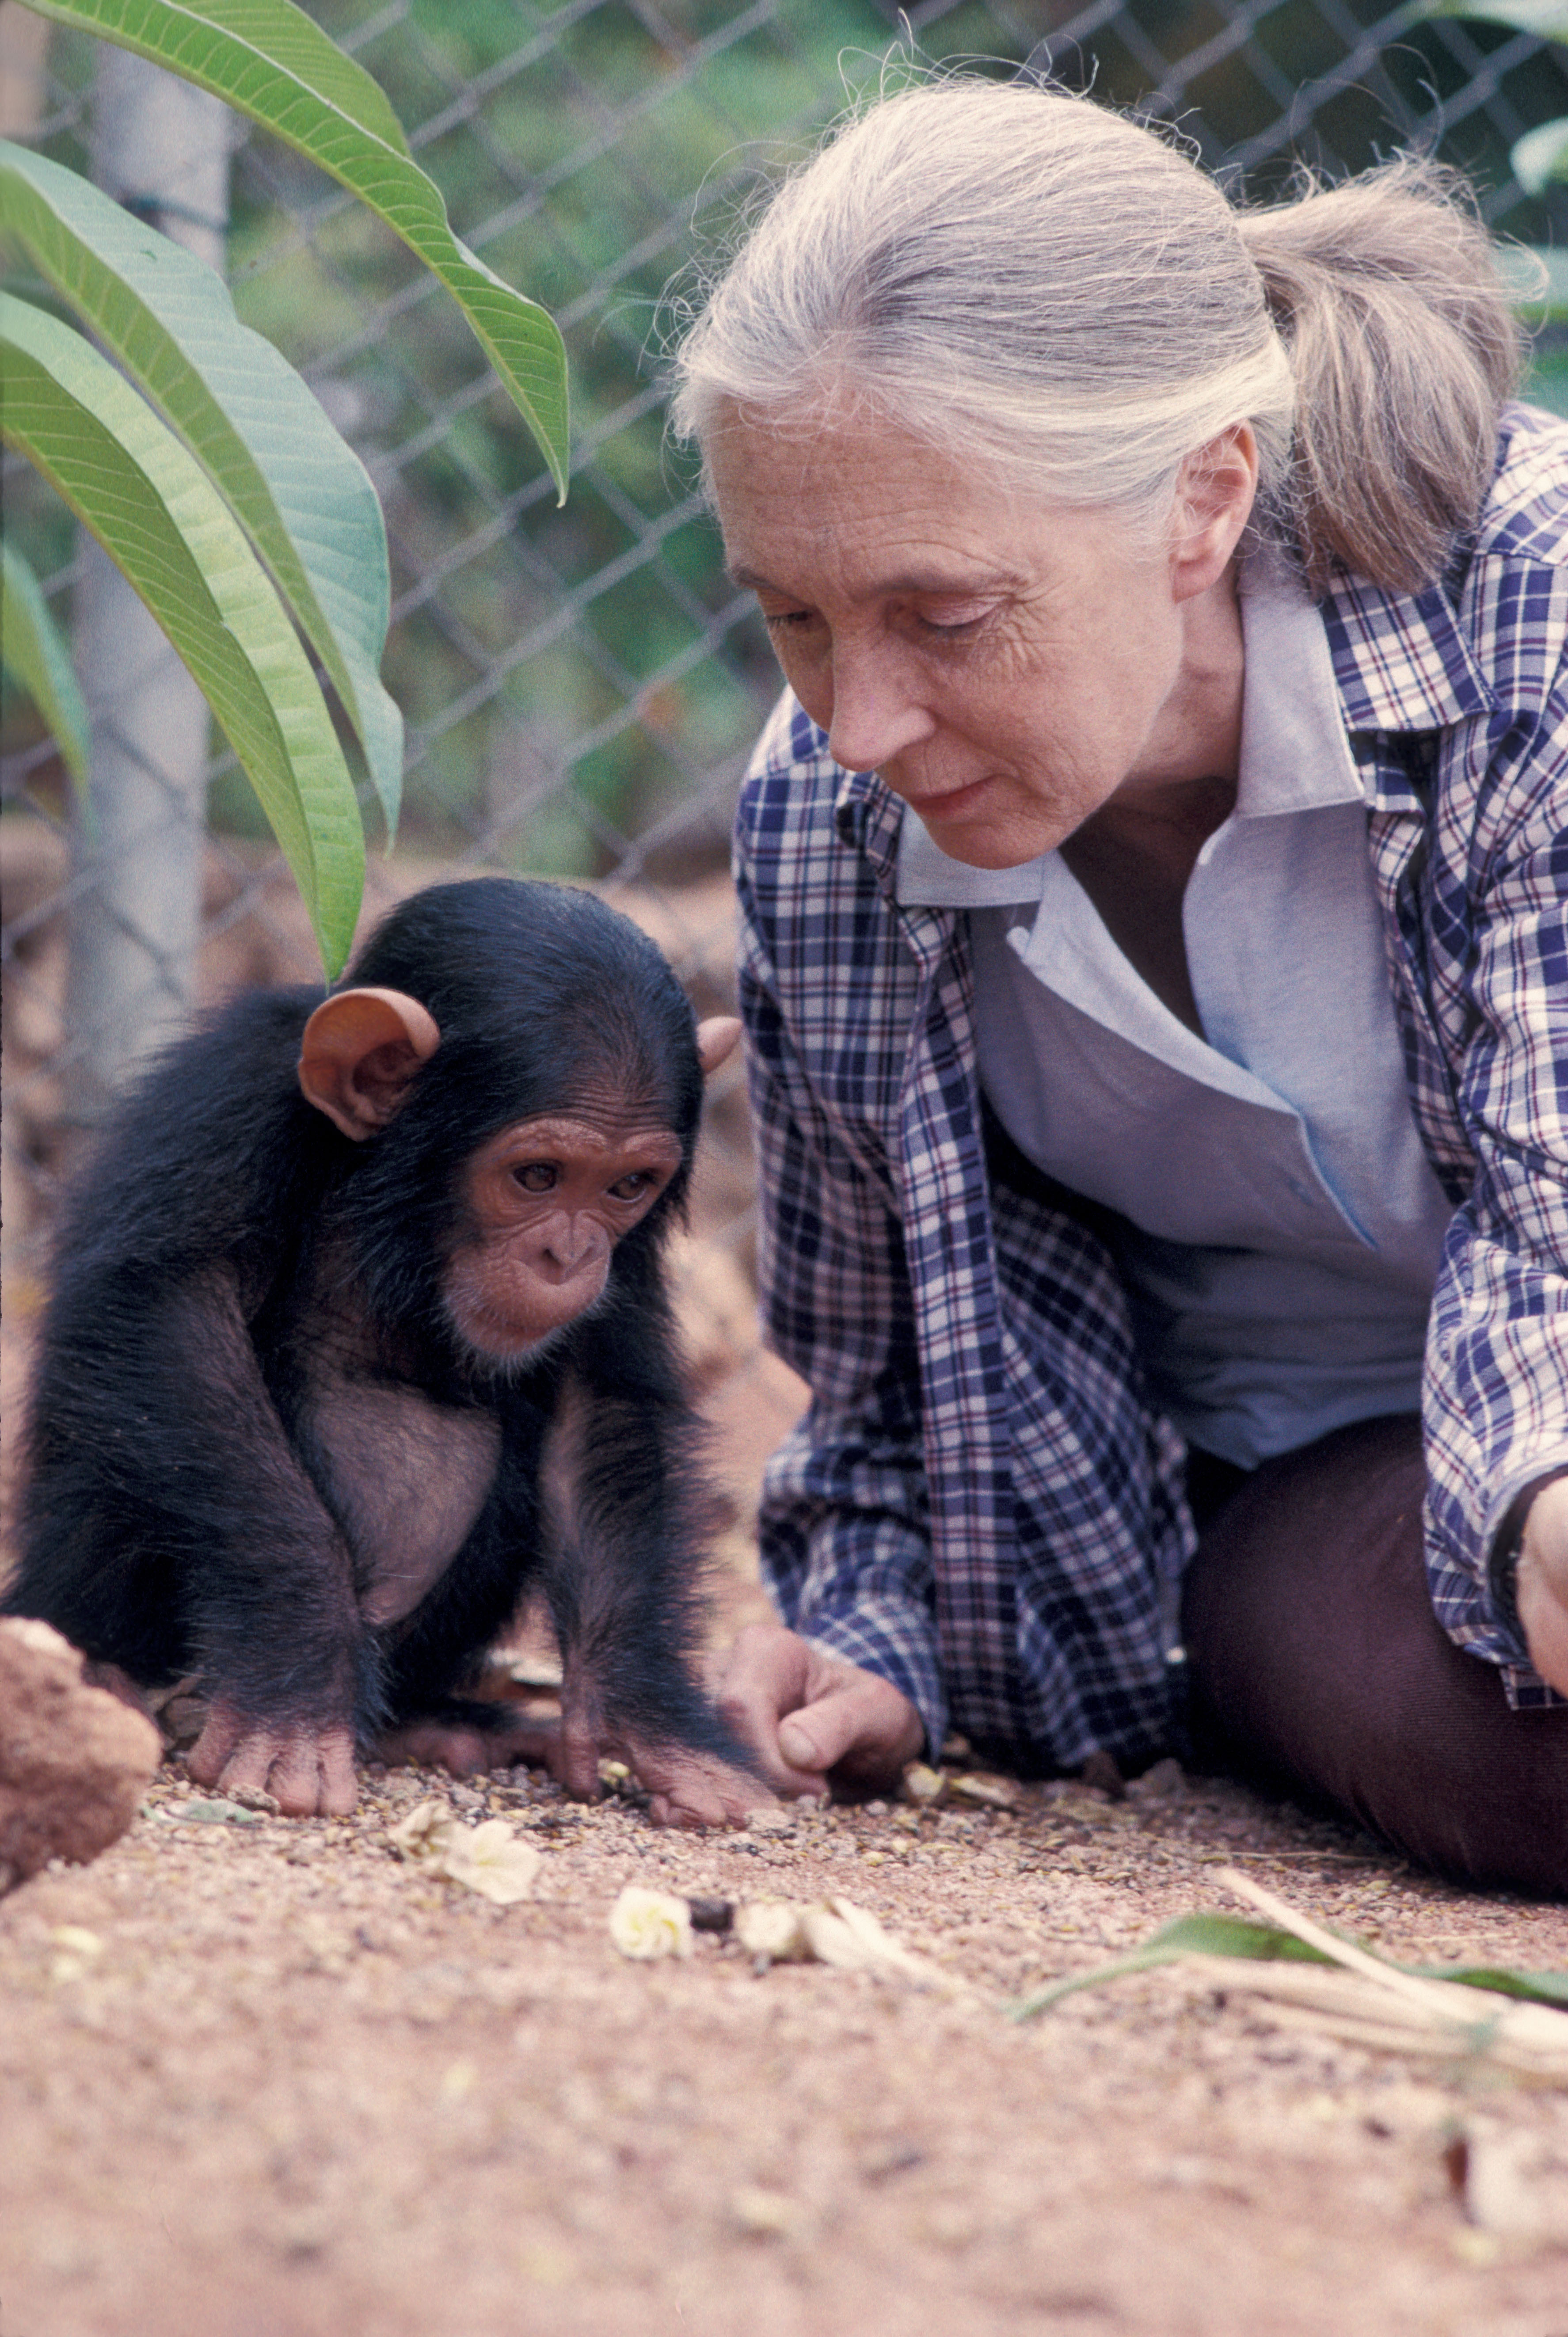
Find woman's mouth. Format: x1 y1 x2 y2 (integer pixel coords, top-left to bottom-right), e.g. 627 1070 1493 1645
896 772 994 823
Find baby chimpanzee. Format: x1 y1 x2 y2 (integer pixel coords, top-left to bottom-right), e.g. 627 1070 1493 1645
6 878 767 1823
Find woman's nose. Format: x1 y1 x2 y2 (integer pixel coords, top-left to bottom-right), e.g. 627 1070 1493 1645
825 641 934 773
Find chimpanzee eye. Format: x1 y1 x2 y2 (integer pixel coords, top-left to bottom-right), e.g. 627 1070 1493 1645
512 1162 557 1194
609 1171 657 1201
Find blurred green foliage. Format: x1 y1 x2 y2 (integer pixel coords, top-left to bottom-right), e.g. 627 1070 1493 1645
10 0 1568 874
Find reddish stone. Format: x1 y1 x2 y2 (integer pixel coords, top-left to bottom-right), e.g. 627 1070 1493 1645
0 1617 160 1893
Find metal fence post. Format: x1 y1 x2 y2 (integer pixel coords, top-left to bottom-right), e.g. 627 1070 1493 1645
64 47 230 1125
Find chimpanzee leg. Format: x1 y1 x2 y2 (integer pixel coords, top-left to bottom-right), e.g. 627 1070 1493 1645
1181 1413 1568 1895
539 1378 763 1822
374 1509 559 1777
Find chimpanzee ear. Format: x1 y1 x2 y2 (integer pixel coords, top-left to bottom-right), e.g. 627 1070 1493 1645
298 987 441 1141
695 1016 742 1077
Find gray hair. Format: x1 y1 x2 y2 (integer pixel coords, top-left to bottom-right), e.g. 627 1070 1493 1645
668 79 1524 594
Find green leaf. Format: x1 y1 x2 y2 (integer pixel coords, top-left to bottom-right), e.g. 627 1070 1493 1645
0 538 89 789
1008 1912 1330 2021
0 291 363 978
11 0 569 498
1010 1907 1568 2022
1511 116 1568 193
1524 348 1568 416
0 137 403 838
1497 242 1568 316
1408 1961 1568 2006
1426 0 1568 36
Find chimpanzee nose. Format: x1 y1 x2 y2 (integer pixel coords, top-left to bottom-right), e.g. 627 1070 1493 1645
536 1216 599 1280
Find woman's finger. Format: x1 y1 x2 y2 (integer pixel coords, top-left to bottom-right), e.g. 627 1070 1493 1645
778 1671 923 1789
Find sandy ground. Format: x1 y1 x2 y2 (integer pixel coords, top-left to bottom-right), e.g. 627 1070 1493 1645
3 1345 1568 2337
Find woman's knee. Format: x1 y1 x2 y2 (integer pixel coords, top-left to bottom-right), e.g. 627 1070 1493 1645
1182 1415 1568 1896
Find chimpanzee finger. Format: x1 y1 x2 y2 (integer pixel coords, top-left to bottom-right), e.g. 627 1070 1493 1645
187 1702 247 1789
264 1726 358 1818
634 1747 776 1829
555 1713 606 1801
380 1720 493 1777
191 1710 358 1816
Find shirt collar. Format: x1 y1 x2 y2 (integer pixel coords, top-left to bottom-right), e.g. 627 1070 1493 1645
1319 567 1496 734
1233 544 1362 816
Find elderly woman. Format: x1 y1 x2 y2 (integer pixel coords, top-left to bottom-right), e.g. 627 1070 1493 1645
670 78 1568 1892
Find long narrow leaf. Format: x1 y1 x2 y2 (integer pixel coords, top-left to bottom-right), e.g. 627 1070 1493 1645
1008 1913 1329 2021
1497 243 1568 317
1425 1 1568 34
1512 118 1568 194
12 0 569 496
1009 1905 1568 2023
0 293 363 977
0 138 403 838
0 539 90 788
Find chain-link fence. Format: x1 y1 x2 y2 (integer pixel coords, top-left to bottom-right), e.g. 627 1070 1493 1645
5 0 1568 1464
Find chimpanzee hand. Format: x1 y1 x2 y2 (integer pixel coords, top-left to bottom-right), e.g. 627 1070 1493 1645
379 1707 769 1827
1518 1475 1568 1696
550 1688 773 1827
714 1623 925 1799
188 1701 359 1817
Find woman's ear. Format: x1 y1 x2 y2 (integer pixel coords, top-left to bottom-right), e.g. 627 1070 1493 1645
1170 422 1260 602
298 987 441 1140
696 1016 742 1077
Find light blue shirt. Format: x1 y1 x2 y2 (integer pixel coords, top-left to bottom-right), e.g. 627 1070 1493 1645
894 551 1456 1469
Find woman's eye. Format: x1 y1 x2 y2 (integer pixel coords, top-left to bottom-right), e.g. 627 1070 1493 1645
609 1172 656 1202
513 1162 557 1193
916 604 993 637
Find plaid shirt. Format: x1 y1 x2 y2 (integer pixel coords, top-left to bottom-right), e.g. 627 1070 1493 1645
736 404 1568 1771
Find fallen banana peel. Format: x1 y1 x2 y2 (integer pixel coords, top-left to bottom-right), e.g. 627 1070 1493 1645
1012 1867 1568 2083
737 1894 941 1981
607 1886 947 1983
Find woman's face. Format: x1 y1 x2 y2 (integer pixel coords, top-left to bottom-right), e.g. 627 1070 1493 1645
709 405 1249 868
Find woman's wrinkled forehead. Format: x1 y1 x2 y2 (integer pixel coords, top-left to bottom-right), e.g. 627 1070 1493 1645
708 399 1119 606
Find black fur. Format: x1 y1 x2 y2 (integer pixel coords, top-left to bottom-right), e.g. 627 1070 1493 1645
5 878 748 1778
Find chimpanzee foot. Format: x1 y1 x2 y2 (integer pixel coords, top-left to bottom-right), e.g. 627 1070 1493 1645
188 1704 358 1816
378 1714 563 1781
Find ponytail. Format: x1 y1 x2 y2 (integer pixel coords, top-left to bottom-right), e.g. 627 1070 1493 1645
1240 160 1524 594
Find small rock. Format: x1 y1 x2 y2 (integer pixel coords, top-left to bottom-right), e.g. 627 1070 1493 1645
948 1771 1019 1810
900 1762 948 1808
226 1783 281 1815
731 2185 798 2239
1126 1757 1186 1802
1078 1749 1127 1801
0 1618 161 1893
745 1806 796 1838
685 1895 734 1934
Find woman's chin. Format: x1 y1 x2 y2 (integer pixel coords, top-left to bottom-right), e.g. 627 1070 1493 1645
906 790 1064 869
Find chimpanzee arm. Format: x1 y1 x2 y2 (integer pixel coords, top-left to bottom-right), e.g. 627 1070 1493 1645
539 1334 768 1826
31 1262 369 1813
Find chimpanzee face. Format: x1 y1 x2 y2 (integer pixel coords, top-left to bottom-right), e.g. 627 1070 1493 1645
441 1105 683 1363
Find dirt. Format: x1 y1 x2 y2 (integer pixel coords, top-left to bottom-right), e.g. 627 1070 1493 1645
3 1348 1568 2337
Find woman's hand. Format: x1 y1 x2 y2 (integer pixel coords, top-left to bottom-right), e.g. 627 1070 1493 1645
1517 1475 1568 1696
714 1623 925 1799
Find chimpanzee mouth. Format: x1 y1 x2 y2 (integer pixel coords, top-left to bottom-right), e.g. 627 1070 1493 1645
443 1291 607 1380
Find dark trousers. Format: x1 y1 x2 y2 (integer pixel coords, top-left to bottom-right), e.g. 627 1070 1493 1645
1180 1413 1568 1897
